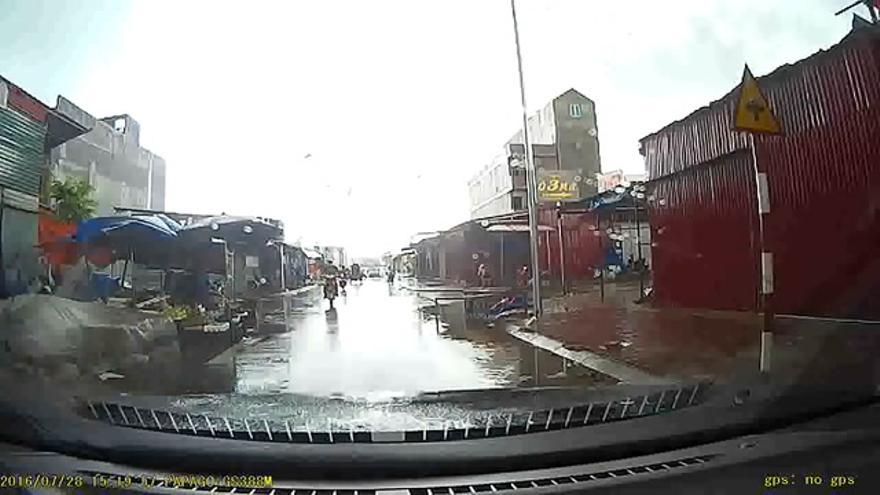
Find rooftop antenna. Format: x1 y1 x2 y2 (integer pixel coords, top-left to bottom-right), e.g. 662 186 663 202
835 0 879 24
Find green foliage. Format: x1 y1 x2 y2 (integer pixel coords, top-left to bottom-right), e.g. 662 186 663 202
49 177 97 222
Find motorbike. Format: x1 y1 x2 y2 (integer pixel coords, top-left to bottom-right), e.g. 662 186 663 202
323 275 339 308
349 264 363 283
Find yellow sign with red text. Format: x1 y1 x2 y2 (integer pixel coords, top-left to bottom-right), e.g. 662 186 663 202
537 169 583 203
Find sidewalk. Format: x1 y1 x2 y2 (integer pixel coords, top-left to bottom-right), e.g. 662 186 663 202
517 281 880 384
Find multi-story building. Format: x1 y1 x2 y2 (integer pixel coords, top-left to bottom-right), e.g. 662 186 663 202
51 112 166 216
467 143 557 219
468 88 601 219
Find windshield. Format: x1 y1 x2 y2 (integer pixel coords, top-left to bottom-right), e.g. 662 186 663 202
0 0 878 433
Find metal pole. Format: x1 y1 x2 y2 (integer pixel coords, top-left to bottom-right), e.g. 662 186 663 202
533 347 540 386
279 243 290 328
598 213 605 302
834 0 863 16
435 298 441 333
499 232 505 285
635 197 644 297
255 298 262 334
278 243 286 290
556 201 566 295
121 250 131 287
750 133 774 373
545 231 552 269
510 0 542 317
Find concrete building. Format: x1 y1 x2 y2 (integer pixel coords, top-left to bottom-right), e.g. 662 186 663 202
597 169 647 193
315 246 347 267
468 144 557 219
468 89 601 219
51 112 166 216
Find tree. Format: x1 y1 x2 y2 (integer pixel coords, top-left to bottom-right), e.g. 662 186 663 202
49 177 97 222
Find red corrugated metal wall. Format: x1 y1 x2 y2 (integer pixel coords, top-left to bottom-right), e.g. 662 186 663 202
649 152 759 311
6 83 48 123
539 209 605 280
760 72 880 317
641 30 880 317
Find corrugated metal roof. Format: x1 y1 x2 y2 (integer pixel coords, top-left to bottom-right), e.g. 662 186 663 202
639 28 880 179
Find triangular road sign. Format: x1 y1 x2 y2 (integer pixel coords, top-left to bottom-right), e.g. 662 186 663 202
734 65 781 135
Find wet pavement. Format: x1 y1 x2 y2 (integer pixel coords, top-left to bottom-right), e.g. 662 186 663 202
126 279 617 402
9 279 876 431
533 281 880 383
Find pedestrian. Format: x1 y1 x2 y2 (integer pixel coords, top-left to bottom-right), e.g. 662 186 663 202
516 265 529 289
478 263 493 287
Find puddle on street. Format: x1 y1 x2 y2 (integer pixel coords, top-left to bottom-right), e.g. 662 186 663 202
106 281 617 402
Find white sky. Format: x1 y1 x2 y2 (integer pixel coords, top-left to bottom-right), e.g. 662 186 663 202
1 0 857 257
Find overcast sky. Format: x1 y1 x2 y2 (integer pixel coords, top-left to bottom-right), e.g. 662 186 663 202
0 0 857 256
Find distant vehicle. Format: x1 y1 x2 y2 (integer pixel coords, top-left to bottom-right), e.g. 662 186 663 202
366 267 383 278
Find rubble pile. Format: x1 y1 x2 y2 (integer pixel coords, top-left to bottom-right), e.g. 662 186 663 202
0 294 180 381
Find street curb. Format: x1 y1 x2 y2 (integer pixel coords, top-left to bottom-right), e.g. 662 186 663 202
505 323 678 386
206 334 272 366
274 284 322 298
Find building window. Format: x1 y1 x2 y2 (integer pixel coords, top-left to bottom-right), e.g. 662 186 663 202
569 103 583 118
512 196 523 210
0 81 7 109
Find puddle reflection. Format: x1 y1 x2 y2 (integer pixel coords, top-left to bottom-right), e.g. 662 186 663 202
117 280 616 399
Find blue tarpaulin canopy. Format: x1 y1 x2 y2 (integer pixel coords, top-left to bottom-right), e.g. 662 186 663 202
579 188 640 211
76 215 182 244
588 191 630 210
563 183 645 212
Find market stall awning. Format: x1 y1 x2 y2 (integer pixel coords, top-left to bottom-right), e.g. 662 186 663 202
486 224 554 233
179 215 282 243
569 183 646 211
76 215 181 244
301 248 323 260
182 215 256 231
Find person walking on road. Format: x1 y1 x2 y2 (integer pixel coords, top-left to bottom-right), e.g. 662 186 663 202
515 265 529 289
477 263 493 287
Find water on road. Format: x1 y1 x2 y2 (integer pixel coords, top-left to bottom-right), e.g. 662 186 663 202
178 279 615 400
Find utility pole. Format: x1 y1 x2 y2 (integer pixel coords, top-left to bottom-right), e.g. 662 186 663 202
510 0 543 317
733 65 782 373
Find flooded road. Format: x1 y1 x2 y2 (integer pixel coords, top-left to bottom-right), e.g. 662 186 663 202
186 279 615 400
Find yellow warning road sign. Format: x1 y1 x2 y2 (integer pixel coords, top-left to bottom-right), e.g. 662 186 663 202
733 65 781 135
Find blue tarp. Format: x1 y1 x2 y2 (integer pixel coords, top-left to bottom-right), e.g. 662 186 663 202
605 247 624 267
76 215 182 244
585 190 633 211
